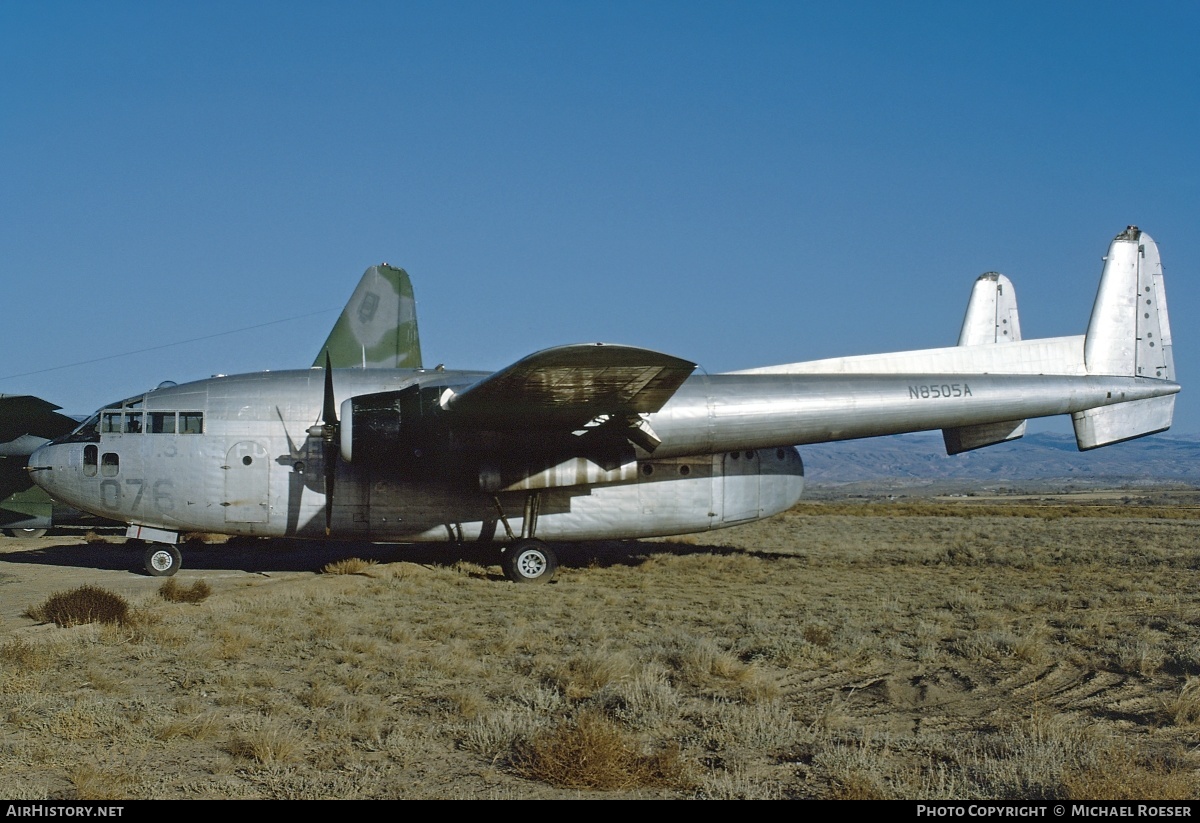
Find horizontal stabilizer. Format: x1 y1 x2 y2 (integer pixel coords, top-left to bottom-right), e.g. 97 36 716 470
943 419 1027 455
1072 395 1175 450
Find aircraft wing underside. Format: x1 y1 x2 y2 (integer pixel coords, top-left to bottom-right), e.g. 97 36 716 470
0 395 80 444
444 343 697 433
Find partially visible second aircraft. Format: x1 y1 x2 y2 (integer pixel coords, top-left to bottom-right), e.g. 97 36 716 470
27 227 1181 583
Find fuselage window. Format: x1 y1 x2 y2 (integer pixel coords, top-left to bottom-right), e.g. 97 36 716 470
101 412 122 434
124 413 143 434
180 412 203 434
149 412 177 434
83 445 98 477
101 452 119 477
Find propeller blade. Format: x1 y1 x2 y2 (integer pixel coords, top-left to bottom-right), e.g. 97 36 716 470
323 352 339 431
321 352 339 535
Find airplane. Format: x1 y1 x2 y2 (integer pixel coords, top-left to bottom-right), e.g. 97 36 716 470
0 394 89 537
0 263 422 538
27 226 1179 583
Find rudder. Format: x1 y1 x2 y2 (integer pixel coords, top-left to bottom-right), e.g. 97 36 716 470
315 264 423 369
1074 227 1176 448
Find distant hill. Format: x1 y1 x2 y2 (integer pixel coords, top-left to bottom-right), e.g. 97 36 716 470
797 431 1200 492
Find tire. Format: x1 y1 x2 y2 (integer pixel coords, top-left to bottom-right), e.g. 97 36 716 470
4 528 47 539
501 539 558 584
144 544 183 577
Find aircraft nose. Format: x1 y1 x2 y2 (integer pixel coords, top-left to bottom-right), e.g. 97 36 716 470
26 443 59 490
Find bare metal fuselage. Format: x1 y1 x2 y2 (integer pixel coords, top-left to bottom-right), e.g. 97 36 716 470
29 363 1174 544
27 228 1182 554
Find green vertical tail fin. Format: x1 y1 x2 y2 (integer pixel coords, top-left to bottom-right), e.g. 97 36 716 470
315 264 423 369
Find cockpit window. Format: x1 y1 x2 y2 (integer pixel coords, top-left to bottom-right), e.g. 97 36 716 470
149 412 176 434
55 408 203 442
55 413 101 445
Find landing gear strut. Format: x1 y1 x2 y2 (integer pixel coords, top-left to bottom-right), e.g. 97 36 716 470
494 493 558 583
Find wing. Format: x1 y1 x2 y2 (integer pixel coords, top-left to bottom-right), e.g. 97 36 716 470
0 395 79 444
445 343 696 434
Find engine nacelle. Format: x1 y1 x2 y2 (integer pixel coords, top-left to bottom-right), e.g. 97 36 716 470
339 384 447 468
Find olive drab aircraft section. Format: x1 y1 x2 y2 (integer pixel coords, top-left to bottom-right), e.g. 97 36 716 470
28 228 1180 582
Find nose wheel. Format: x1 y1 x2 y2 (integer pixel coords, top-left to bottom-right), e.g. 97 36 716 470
144 545 183 577
501 539 558 584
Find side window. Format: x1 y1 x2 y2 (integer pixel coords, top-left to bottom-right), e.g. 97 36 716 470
149 412 176 434
124 412 143 434
83 445 98 477
180 412 204 434
101 412 122 434
101 452 119 477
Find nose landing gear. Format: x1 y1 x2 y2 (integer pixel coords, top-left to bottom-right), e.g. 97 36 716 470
144 545 183 577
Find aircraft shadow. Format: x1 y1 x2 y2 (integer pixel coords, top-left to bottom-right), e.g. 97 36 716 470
0 536 780 577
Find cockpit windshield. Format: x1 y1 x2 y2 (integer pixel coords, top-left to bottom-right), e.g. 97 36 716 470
52 394 204 443
52 395 143 444
55 412 101 444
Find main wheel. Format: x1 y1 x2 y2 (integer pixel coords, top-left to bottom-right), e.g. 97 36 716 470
4 528 47 539
501 539 558 584
144 544 183 577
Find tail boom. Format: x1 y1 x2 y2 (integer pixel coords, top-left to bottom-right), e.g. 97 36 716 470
728 227 1178 452
652 371 1179 458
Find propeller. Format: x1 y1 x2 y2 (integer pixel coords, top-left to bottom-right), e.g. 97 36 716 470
307 351 340 534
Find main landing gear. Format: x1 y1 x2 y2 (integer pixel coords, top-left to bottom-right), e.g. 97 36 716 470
501 539 558 584
494 493 558 583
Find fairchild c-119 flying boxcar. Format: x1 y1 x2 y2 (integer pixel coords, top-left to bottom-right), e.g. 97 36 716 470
28 227 1179 583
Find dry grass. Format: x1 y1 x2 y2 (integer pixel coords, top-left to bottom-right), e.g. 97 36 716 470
1061 745 1198 800
23 585 129 627
226 719 306 765
512 711 684 790
792 499 1200 520
3 493 1200 798
157 579 212 604
321 557 379 575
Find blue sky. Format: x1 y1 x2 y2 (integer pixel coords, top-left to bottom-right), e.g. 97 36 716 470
3 1 1198 435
